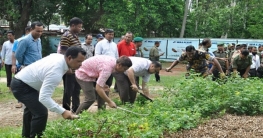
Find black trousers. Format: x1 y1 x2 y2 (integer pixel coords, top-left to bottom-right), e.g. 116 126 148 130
113 72 137 104
155 71 160 82
237 69 246 77
11 78 48 138
249 68 257 77
62 73 81 112
5 64 12 87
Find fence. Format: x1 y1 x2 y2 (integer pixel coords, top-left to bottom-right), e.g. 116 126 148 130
48 36 263 61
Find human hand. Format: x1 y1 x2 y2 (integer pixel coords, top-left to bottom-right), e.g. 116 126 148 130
220 72 226 79
242 73 248 78
108 101 117 108
130 84 138 92
62 110 79 119
11 65 17 74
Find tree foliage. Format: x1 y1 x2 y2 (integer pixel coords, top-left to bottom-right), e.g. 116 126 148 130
2 0 263 38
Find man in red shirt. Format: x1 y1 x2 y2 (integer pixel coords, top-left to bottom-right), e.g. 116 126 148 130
117 32 136 56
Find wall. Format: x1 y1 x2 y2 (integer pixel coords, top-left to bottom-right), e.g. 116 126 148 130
48 36 263 61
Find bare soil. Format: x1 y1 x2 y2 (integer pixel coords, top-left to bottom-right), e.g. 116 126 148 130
1 63 263 137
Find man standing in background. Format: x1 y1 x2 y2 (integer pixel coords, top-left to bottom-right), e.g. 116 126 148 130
1 30 15 91
11 26 31 108
94 34 104 47
59 17 83 113
133 37 144 89
81 34 94 59
149 41 164 82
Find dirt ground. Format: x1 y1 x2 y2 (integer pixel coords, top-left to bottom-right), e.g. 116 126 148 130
1 63 263 137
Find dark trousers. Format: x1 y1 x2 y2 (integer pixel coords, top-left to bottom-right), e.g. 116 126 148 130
249 68 257 77
5 64 12 87
75 78 109 114
113 72 137 104
155 71 160 82
62 73 81 112
135 76 140 88
11 78 48 138
237 69 246 77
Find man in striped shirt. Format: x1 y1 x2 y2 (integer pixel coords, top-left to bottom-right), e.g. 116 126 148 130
59 17 83 113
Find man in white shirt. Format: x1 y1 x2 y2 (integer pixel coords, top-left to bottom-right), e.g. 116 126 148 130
113 57 161 104
10 47 86 138
95 29 119 89
249 46 260 77
1 30 15 90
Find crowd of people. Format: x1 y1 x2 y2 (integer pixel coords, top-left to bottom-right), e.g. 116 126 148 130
165 38 262 80
0 16 261 137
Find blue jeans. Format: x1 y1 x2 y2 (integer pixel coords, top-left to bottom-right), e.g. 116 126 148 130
11 78 48 138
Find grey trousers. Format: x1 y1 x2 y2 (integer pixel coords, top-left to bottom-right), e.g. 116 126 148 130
113 72 137 104
75 78 109 114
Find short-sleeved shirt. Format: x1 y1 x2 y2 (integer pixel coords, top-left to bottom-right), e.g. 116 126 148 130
179 50 214 73
75 55 116 87
125 57 151 83
60 31 81 54
81 43 94 59
149 46 160 61
232 55 252 70
117 40 136 57
135 47 143 57
213 50 228 69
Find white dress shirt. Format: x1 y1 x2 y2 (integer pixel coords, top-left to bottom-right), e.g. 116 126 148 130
125 57 152 83
250 53 260 70
15 54 69 114
1 40 14 65
95 39 119 59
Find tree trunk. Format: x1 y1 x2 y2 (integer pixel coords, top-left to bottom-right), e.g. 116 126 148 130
179 0 190 38
14 0 33 38
195 0 198 32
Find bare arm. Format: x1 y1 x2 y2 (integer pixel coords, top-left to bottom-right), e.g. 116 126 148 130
142 81 149 96
96 84 116 108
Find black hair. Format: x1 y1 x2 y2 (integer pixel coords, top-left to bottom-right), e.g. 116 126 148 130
126 31 133 35
154 41 160 45
69 17 83 26
248 45 253 49
31 21 43 29
241 49 249 56
232 43 236 46
105 29 114 34
185 45 196 52
117 56 132 67
201 38 211 46
85 34 92 39
7 30 14 36
65 47 86 59
258 45 262 49
25 26 31 32
152 61 162 70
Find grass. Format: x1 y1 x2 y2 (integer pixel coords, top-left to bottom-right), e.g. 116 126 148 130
0 75 179 137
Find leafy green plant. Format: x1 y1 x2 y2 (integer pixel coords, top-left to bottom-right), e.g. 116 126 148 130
42 75 263 137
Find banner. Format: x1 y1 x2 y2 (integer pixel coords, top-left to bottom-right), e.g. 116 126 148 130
48 36 97 52
141 38 167 59
237 39 263 47
167 38 199 60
